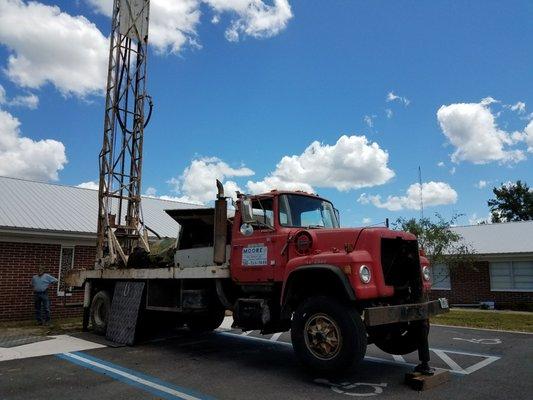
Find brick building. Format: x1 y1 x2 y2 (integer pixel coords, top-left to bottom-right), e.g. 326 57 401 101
430 221 533 310
0 176 196 322
2 177 532 321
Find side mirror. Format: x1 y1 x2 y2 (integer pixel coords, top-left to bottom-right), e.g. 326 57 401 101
240 197 254 224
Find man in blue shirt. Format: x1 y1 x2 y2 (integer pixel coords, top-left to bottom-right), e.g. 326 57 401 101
31 266 58 325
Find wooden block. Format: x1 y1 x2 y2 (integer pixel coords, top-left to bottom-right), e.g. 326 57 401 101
405 370 451 391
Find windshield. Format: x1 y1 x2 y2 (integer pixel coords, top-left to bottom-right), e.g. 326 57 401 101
279 194 339 228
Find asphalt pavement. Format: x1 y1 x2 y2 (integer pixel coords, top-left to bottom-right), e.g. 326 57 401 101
1 319 532 400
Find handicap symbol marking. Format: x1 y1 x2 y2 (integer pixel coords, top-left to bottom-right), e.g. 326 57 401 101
453 337 502 345
314 379 387 397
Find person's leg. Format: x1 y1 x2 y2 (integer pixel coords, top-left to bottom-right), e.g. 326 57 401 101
42 293 51 323
34 293 42 324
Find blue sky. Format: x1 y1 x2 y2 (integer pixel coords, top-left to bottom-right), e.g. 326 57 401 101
0 0 532 227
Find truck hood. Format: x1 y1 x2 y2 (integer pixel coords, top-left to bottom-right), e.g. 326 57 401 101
289 227 417 255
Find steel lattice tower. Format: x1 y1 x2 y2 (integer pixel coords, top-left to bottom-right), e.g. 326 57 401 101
96 0 151 267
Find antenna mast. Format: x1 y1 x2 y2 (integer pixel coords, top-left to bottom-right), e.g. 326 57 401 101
96 0 152 267
418 166 424 220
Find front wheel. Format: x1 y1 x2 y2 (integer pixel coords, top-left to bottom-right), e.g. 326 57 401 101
291 296 367 372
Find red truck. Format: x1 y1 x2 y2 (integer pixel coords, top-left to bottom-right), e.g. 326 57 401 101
66 182 449 373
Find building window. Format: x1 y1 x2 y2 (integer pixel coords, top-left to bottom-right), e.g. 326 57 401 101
58 246 74 296
489 260 533 292
430 264 451 290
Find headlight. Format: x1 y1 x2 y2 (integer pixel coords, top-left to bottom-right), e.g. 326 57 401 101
359 265 371 284
422 266 431 281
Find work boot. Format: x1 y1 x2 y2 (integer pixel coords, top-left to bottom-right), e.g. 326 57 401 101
414 362 435 376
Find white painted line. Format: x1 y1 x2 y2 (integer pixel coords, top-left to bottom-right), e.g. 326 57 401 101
391 354 405 363
453 337 501 345
463 355 500 374
216 331 500 375
270 332 283 342
432 349 465 373
61 352 203 400
432 324 533 335
219 331 292 346
0 335 105 362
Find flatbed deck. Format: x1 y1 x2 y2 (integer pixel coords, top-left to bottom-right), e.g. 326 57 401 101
65 265 230 287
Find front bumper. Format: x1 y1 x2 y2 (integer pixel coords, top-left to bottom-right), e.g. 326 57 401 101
363 298 449 327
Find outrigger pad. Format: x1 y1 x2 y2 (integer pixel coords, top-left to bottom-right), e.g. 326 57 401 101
405 370 451 391
106 281 145 345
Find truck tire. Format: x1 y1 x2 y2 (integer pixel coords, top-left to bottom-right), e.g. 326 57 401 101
369 321 422 355
291 296 367 372
187 305 225 333
90 290 111 334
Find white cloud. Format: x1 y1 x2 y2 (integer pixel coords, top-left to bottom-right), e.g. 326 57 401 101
205 0 293 42
386 91 410 106
358 181 458 211
169 157 254 203
247 175 314 194
474 180 487 189
506 101 526 114
0 0 108 97
363 115 375 128
8 93 39 109
247 135 395 194
524 120 533 153
0 84 39 110
145 186 157 196
437 161 445 167
89 0 202 54
468 213 491 225
0 108 67 181
385 108 393 119
77 181 99 190
89 0 292 49
480 96 499 106
437 99 526 164
0 1 293 97
362 217 372 224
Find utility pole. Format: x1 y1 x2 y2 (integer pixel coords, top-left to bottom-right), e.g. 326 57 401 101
96 0 152 268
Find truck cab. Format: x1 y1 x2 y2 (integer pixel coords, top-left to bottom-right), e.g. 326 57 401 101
231 190 430 302
227 190 447 371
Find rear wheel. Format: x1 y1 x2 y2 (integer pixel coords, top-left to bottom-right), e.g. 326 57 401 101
90 290 111 334
369 321 422 355
291 296 367 372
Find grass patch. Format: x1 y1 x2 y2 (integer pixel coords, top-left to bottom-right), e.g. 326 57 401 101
0 317 82 337
431 309 533 333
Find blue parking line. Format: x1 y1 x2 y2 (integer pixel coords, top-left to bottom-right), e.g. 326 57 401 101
57 352 214 400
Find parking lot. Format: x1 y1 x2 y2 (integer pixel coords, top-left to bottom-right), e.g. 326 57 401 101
1 320 532 400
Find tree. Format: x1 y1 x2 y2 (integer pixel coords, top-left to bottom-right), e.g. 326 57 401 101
488 181 533 223
394 213 476 285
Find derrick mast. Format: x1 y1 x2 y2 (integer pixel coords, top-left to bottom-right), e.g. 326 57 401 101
96 0 152 267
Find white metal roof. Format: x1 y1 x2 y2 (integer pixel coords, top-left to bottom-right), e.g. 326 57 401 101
452 221 533 255
0 176 199 238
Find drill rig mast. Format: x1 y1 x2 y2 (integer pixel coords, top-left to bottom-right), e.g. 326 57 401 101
96 0 152 267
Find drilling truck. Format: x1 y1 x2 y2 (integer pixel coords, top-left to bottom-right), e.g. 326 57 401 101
65 0 448 373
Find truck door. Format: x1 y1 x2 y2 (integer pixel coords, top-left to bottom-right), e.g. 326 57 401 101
231 197 277 283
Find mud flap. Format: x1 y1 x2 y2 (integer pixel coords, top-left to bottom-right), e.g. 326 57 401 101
106 281 145 345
